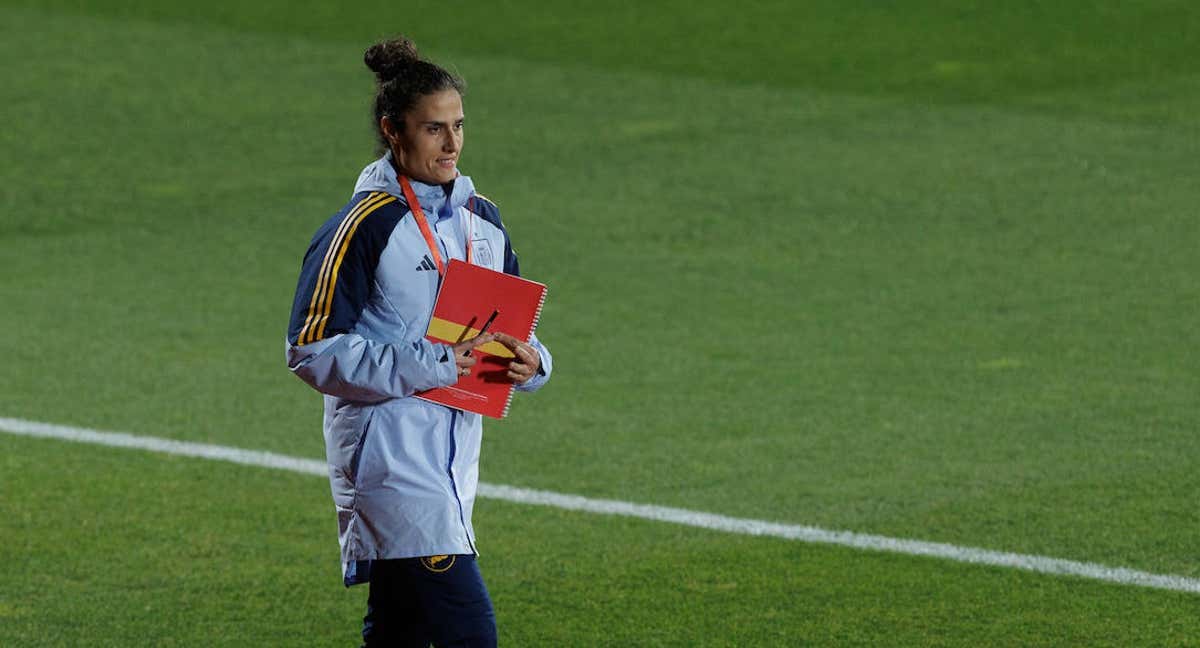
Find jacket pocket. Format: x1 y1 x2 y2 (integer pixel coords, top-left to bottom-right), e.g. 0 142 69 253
348 408 376 487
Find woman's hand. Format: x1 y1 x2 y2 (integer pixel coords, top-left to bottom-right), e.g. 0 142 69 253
491 332 541 384
451 333 495 378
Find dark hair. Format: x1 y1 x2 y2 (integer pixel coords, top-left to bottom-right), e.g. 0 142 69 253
365 36 465 151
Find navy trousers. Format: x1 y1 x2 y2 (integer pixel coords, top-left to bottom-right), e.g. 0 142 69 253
361 555 497 648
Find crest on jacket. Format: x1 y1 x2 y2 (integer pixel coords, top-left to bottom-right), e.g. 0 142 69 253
471 239 495 267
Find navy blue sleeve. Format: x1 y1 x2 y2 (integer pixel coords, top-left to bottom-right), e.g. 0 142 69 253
467 194 520 277
287 192 406 346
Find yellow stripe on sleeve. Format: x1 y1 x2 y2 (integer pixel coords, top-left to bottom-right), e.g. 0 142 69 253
297 192 392 345
298 192 386 344
310 194 398 342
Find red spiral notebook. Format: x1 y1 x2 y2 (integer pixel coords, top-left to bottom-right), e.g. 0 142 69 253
416 259 547 418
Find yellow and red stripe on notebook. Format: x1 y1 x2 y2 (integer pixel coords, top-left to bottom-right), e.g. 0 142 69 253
425 316 516 359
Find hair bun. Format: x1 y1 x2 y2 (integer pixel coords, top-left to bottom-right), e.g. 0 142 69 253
364 37 421 82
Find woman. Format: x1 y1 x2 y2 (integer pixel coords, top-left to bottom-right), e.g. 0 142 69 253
285 36 553 647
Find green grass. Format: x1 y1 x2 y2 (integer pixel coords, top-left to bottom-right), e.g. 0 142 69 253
2 1 1199 644
5 436 1199 646
11 0 1200 118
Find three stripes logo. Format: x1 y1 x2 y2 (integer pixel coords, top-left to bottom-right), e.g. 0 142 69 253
416 254 437 272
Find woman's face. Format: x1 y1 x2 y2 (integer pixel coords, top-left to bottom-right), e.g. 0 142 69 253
386 89 465 185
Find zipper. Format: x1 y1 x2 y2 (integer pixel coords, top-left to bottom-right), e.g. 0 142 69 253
446 410 477 554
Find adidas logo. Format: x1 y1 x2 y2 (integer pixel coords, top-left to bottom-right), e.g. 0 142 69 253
415 254 437 272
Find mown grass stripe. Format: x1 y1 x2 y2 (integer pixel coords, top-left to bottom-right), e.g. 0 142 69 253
2 415 1197 596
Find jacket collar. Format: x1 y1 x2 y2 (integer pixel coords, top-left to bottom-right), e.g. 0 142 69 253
352 151 475 219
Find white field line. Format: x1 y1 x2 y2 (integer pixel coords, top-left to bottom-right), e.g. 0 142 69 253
2 415 1198 595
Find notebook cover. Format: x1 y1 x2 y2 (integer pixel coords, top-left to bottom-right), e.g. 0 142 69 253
416 259 547 418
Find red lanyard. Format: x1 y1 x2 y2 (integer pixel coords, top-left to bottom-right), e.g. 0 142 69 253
399 175 473 276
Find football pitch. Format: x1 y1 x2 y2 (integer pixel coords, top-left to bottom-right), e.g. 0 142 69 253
2 1 1198 645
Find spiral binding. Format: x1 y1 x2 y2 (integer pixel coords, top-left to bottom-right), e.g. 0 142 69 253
526 286 547 342
499 284 546 418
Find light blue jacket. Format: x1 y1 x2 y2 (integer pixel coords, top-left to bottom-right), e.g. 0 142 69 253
285 153 551 585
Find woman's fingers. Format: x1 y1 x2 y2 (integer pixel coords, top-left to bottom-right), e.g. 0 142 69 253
491 332 538 383
492 332 535 362
453 331 539 383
